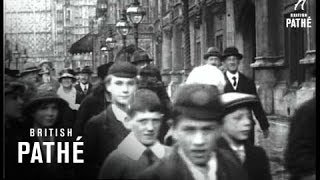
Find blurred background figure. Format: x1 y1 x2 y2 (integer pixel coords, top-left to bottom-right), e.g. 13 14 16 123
131 50 153 70
5 79 27 178
19 62 41 102
74 62 114 137
5 68 20 82
285 90 316 180
38 60 60 92
75 66 93 105
203 46 223 69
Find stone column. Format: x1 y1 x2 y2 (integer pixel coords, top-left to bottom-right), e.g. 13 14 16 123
161 26 173 87
226 0 235 46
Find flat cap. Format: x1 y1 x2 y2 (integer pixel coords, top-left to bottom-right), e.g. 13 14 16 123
219 92 258 114
58 69 76 82
127 89 163 116
132 50 153 64
108 61 138 78
173 84 223 120
20 62 41 76
185 64 226 93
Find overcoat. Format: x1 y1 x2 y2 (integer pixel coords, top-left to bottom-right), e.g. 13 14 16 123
74 83 93 104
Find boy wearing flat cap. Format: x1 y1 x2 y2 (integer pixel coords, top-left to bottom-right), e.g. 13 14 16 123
217 92 272 180
222 46 270 145
138 84 248 180
81 61 138 178
98 89 172 179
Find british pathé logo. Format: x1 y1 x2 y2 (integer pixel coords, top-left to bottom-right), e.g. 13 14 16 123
286 0 311 28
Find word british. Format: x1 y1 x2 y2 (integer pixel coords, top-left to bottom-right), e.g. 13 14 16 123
18 136 84 163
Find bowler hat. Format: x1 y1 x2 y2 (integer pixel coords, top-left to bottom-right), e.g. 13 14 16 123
97 62 114 80
108 61 138 78
80 66 93 74
58 69 77 82
173 84 223 120
219 92 258 115
23 87 68 115
20 62 41 76
222 47 243 60
132 51 153 64
203 47 222 59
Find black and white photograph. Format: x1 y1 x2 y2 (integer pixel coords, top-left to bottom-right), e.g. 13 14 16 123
4 0 316 179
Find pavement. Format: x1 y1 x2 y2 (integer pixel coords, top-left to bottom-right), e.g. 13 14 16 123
255 115 291 180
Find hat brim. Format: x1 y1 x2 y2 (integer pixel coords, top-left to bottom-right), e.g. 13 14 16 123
222 53 243 60
23 97 68 114
58 76 77 83
20 69 41 76
203 53 222 60
174 106 222 121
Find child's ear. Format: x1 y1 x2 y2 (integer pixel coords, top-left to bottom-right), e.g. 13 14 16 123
124 116 132 130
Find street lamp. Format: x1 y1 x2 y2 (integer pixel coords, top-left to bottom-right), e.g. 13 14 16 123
126 0 146 50
116 9 131 49
12 44 21 70
105 28 117 62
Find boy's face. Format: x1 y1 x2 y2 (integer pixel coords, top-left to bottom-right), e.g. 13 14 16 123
173 117 220 166
106 75 137 106
222 107 252 141
127 111 163 146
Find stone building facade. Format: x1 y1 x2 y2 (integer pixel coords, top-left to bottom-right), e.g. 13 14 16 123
153 0 316 117
4 0 97 74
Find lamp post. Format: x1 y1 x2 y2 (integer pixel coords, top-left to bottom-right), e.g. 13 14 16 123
12 44 21 70
126 0 146 50
116 9 131 61
105 28 116 62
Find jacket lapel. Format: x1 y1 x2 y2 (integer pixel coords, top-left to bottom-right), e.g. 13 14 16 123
224 73 236 92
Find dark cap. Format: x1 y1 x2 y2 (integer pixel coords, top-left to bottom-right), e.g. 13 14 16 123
203 47 222 59
5 68 20 78
222 47 243 60
219 92 258 115
80 66 93 74
97 62 114 80
108 61 138 78
5 80 26 95
127 89 163 116
132 51 153 64
173 84 223 120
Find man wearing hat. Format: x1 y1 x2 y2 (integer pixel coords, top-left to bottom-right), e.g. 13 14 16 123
217 92 272 180
75 66 93 104
80 61 138 178
132 50 153 69
74 62 114 137
139 84 248 180
38 64 60 92
222 46 270 144
20 61 41 84
56 69 79 111
203 46 223 67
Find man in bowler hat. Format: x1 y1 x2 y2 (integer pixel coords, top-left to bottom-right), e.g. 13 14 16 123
75 66 93 104
139 84 249 180
222 47 270 144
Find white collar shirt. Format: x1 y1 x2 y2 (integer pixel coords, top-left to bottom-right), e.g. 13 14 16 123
178 148 217 180
117 132 166 160
111 104 128 125
226 71 239 90
80 83 88 92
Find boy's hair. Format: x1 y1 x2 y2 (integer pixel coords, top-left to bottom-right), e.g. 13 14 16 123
126 89 164 117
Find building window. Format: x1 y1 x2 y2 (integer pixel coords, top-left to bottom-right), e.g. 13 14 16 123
195 41 201 66
284 12 306 85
